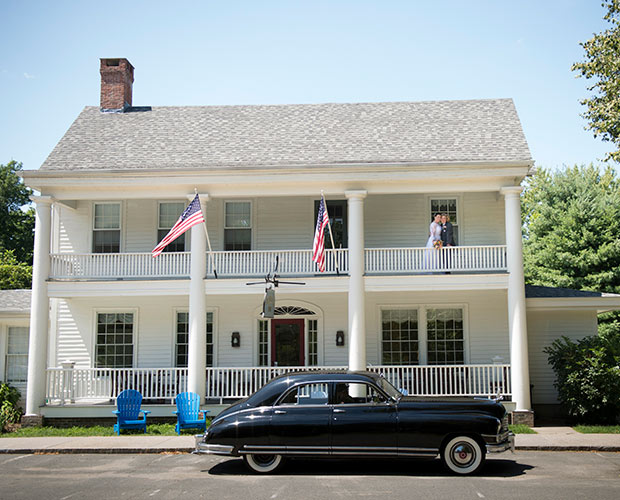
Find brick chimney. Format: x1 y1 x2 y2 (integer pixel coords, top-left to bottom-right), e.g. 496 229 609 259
100 58 134 111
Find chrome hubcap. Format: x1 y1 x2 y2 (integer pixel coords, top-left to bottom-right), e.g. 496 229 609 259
254 454 277 466
451 442 475 467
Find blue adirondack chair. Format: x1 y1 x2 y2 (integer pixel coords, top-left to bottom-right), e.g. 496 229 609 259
173 392 209 435
113 389 151 435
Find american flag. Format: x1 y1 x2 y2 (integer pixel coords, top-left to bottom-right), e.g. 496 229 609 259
312 196 330 272
152 194 205 257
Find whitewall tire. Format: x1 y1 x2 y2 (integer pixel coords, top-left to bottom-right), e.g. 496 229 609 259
243 453 284 473
441 436 485 475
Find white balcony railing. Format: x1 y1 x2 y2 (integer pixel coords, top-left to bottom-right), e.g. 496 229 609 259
365 246 507 274
49 246 506 280
46 364 511 405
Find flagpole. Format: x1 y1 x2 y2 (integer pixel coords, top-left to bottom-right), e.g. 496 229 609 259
322 191 341 276
195 188 218 279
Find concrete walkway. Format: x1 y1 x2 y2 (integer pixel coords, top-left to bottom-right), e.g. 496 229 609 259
1 427 619 454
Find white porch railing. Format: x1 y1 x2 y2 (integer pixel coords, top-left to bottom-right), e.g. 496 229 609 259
49 246 506 280
46 364 511 405
50 252 191 279
211 248 348 277
365 245 507 274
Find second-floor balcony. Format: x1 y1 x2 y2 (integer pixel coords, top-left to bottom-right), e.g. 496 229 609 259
49 245 507 280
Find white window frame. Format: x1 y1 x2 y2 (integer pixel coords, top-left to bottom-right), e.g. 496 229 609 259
223 200 253 251
3 323 29 385
157 201 188 252
377 304 469 366
172 308 218 368
427 195 461 245
92 308 138 368
92 201 123 253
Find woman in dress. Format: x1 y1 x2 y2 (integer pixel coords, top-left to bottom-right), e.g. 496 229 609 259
425 213 443 270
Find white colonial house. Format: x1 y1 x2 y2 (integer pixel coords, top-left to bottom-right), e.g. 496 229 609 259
14 58 620 425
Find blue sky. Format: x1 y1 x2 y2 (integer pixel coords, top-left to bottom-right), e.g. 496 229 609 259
0 0 614 171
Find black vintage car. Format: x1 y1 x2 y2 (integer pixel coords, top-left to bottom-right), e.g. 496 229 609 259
195 371 514 475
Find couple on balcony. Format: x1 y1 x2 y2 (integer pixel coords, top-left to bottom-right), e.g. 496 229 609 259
425 213 456 271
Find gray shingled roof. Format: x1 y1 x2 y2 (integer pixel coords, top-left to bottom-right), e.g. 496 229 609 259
0 289 31 313
40 99 532 171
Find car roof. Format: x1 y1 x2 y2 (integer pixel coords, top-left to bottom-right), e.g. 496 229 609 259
270 370 381 384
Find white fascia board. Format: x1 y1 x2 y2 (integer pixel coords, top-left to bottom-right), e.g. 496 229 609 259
526 297 620 312
365 274 509 292
0 312 30 320
48 280 191 298
45 274 507 298
23 163 531 198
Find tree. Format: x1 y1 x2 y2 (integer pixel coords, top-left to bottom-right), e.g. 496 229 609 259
0 161 34 264
0 250 32 289
572 0 620 162
522 165 620 294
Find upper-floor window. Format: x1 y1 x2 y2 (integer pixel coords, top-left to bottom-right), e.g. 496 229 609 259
225 201 251 250
314 200 347 248
158 202 186 252
93 203 121 253
430 198 458 244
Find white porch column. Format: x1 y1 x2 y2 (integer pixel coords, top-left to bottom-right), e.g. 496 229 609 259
26 196 53 416
501 186 532 412
188 194 208 404
345 190 367 371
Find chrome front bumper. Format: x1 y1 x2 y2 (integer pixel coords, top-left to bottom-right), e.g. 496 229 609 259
486 432 515 453
194 435 235 456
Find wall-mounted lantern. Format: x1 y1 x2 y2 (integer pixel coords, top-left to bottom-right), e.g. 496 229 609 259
336 330 345 347
231 331 241 348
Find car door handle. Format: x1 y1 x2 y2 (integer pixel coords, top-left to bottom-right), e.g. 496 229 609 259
333 408 346 413
274 410 287 414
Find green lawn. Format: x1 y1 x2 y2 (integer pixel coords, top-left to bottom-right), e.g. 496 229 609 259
1 423 204 438
573 425 620 434
508 424 537 434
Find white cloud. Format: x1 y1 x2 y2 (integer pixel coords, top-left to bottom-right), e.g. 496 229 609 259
23 72 36 79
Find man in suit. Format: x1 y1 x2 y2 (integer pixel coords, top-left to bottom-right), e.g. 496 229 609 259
440 213 456 273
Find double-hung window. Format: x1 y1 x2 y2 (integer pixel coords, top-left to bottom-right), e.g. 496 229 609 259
224 201 251 250
5 326 29 384
430 198 458 244
158 202 186 252
427 308 464 365
381 309 419 365
95 313 134 368
175 312 214 367
381 307 465 365
93 203 121 253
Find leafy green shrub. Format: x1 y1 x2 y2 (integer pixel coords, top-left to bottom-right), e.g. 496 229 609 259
0 383 22 432
544 330 620 424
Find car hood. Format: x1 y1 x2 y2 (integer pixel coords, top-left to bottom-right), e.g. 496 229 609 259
398 396 506 419
211 398 251 424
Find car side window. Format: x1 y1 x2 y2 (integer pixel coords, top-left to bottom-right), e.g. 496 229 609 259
333 382 388 405
277 383 329 406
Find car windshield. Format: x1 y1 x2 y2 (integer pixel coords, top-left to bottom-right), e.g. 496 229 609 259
377 376 402 401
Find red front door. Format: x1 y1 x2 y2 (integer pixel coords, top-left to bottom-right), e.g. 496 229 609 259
271 319 305 366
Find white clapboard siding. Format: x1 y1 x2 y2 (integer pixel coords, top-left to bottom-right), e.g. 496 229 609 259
527 310 598 404
365 194 427 248
57 201 91 254
52 193 509 254
55 299 92 367
461 192 505 246
125 200 157 252
255 197 313 250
